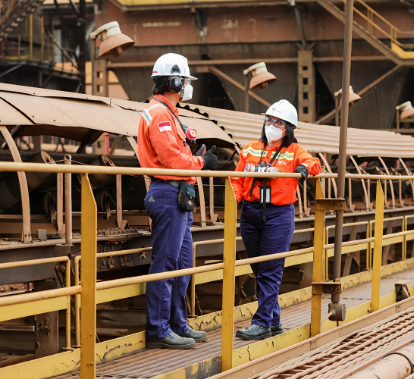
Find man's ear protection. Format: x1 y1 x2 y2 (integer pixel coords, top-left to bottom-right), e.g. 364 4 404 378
168 76 183 93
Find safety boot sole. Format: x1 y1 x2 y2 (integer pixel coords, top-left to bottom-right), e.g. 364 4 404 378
236 331 272 340
271 329 284 337
146 340 195 349
193 335 208 343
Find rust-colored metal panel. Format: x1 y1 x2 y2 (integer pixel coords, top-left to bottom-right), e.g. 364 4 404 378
317 61 407 130
0 98 32 125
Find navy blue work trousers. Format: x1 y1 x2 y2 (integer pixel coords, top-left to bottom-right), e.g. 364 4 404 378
240 202 295 328
144 182 193 339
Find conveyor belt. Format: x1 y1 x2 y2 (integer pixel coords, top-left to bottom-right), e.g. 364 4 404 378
52 268 414 379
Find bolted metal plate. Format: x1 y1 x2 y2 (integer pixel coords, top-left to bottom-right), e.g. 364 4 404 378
315 198 346 212
312 281 341 295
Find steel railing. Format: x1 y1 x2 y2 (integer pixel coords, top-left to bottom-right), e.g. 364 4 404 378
0 161 413 377
347 0 414 49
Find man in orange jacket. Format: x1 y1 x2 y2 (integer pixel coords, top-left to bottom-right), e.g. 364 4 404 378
138 53 217 349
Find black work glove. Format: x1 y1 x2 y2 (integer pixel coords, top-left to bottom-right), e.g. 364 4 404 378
294 164 309 184
198 145 218 170
195 144 207 157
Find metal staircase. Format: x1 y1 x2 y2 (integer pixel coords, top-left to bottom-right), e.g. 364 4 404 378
317 0 414 65
0 0 45 42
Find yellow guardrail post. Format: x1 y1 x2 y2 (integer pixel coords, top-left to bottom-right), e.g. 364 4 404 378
311 180 325 337
371 180 384 313
221 177 237 372
80 174 97 379
403 216 407 261
75 256 81 347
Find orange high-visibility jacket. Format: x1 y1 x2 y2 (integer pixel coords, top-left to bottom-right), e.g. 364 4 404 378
137 94 204 184
231 140 322 205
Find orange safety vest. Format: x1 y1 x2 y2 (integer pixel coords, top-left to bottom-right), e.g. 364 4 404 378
137 94 204 184
231 140 322 206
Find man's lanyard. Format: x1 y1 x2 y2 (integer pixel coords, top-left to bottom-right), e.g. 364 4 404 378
154 98 187 141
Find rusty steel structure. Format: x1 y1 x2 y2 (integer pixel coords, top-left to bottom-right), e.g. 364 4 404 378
1 82 414 365
0 78 414 366
92 0 414 132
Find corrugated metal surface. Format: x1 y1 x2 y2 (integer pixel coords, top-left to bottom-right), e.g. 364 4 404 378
182 103 414 157
1 83 414 157
50 267 414 379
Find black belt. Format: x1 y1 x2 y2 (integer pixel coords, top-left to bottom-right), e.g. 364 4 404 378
151 177 183 188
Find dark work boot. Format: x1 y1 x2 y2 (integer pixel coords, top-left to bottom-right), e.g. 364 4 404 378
236 324 271 340
147 331 195 349
270 324 284 336
179 327 208 342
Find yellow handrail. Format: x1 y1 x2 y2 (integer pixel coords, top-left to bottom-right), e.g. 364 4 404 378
345 0 414 49
0 162 406 377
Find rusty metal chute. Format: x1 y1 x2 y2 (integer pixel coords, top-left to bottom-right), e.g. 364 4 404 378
0 151 56 214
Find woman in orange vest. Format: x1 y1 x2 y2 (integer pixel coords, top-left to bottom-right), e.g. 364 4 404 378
231 100 321 340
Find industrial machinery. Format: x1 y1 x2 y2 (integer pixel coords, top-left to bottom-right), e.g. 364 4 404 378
1 83 414 366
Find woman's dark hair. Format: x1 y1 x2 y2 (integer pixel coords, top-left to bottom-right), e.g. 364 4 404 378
152 76 170 95
261 121 297 148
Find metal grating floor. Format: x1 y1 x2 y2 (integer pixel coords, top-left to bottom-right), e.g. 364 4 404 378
52 267 414 379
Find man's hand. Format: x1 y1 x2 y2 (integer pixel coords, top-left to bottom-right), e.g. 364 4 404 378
196 144 207 157
294 164 309 184
198 145 218 170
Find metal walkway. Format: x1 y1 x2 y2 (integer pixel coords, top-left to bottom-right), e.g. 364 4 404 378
51 266 414 379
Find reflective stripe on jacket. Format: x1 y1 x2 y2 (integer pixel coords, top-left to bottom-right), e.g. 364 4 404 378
230 140 322 205
137 94 204 184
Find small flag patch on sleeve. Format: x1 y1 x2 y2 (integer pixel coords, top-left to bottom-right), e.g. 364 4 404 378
158 121 172 132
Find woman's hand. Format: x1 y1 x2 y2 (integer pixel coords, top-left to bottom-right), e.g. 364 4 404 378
294 164 309 184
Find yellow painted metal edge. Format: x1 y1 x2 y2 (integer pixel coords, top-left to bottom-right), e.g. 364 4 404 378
232 324 310 367
96 283 146 304
190 257 414 332
152 356 221 379
0 296 68 323
3 259 414 378
391 42 414 59
0 331 146 378
233 283 414 368
195 265 252 286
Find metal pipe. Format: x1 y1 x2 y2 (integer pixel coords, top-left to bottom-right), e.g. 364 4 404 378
0 256 68 269
332 0 355 303
0 161 413 181
64 155 72 245
0 286 81 307
65 259 71 350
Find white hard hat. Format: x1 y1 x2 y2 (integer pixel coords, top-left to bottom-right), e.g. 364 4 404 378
151 53 197 80
262 99 298 127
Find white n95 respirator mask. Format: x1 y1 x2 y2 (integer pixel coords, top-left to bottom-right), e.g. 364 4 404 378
180 83 193 101
265 125 284 142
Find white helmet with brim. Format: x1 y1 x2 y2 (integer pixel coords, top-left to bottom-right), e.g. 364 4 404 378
151 53 197 80
262 99 298 128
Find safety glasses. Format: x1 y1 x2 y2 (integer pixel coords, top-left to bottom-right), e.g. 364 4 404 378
263 117 286 129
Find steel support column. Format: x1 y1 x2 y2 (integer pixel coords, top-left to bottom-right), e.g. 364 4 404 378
331 0 354 305
298 50 316 122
